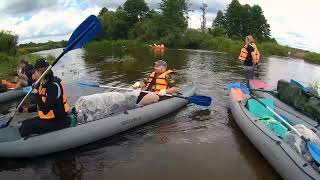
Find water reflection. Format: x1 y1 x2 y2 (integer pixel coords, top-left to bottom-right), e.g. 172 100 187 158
0 47 319 180
52 155 83 180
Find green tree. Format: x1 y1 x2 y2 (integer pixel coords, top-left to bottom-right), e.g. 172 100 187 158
98 9 130 40
98 7 108 17
224 0 243 38
129 19 160 41
223 0 271 41
239 4 252 38
212 10 225 27
210 26 227 37
159 0 188 36
123 0 149 25
250 5 270 41
0 31 18 54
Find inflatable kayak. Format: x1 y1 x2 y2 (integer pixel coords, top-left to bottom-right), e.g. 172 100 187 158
0 89 26 104
249 80 320 133
0 85 196 158
229 88 320 180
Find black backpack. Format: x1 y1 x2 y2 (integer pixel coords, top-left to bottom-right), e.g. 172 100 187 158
0 84 7 93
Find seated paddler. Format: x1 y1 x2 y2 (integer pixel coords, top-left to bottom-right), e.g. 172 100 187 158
132 60 179 106
18 59 70 137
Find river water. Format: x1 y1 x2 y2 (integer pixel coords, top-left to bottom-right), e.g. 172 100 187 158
0 47 319 180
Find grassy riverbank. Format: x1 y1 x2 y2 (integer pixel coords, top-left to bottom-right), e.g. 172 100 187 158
0 53 54 80
17 40 66 54
85 31 320 65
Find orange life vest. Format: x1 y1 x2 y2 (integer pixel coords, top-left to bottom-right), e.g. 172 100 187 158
238 43 260 64
1 80 16 90
38 81 69 120
146 70 173 92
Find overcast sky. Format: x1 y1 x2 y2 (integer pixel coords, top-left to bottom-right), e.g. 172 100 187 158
0 0 319 52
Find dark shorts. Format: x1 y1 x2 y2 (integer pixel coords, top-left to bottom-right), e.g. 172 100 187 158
19 117 70 137
136 92 171 104
27 79 33 86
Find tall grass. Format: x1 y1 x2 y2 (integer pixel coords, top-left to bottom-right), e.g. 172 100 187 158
84 30 320 64
304 52 320 64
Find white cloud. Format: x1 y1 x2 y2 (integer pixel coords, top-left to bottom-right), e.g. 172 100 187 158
0 0 56 14
0 0 318 53
0 4 100 44
239 0 320 52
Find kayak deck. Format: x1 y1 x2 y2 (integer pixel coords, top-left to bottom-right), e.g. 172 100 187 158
249 80 320 134
0 85 196 158
229 88 320 180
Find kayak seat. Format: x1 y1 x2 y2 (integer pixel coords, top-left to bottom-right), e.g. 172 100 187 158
247 98 275 119
258 116 288 139
247 98 288 139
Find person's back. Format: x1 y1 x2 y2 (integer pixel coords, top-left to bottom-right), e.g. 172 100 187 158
37 76 69 120
19 59 70 137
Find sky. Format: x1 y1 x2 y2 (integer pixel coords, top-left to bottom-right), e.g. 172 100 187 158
0 0 319 52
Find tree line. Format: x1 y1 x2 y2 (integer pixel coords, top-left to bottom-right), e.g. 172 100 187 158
97 0 188 46
0 0 272 55
212 0 271 42
97 0 272 44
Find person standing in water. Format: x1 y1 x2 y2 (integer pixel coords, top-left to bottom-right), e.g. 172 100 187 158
238 35 260 86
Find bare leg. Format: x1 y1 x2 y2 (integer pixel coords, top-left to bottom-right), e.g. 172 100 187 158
138 92 160 106
14 79 28 89
14 76 19 82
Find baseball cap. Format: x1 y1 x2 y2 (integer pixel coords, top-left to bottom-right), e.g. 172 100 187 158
154 60 167 67
35 58 49 69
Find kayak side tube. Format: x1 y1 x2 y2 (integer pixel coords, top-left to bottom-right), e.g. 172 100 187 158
229 91 320 180
249 80 320 135
0 85 196 158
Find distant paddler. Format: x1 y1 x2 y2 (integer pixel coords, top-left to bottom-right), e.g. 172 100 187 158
149 44 166 49
1 59 36 90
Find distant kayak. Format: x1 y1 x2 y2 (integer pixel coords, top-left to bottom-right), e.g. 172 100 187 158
0 85 196 158
149 44 166 49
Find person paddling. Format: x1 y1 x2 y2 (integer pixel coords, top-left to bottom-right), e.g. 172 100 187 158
14 59 36 89
132 60 179 106
238 35 260 86
18 58 70 137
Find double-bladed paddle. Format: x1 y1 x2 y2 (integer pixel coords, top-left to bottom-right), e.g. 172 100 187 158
228 82 320 163
78 80 212 107
249 94 320 164
0 15 101 129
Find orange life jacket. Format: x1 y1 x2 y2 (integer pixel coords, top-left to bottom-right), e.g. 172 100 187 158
146 70 173 92
38 80 69 120
1 80 17 90
238 43 260 64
